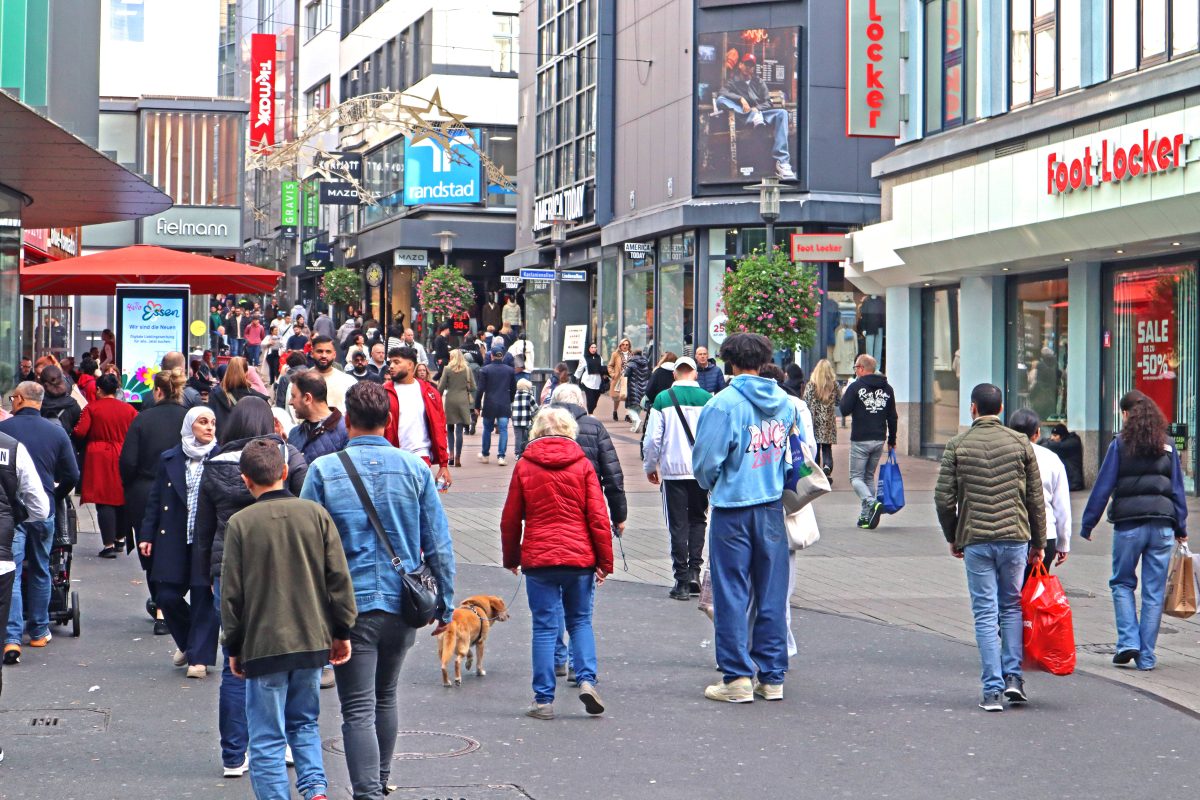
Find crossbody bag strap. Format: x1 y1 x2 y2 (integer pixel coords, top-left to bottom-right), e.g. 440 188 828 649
336 450 405 574
666 387 695 447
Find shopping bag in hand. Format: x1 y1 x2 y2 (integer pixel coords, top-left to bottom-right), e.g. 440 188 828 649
1021 562 1076 675
1164 541 1197 619
877 450 905 514
697 567 714 621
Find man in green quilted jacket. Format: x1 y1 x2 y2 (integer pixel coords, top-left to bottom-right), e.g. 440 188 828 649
935 383 1046 713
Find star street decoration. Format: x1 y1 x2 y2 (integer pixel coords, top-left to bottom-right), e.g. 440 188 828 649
248 90 512 207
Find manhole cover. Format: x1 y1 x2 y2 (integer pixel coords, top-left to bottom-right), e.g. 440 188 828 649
0 708 111 736
324 730 480 761
385 786 533 800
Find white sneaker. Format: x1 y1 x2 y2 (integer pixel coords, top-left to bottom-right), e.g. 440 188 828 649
748 109 765 126
186 664 207 679
776 161 797 180
172 649 188 667
222 755 249 778
497 457 507 466
704 676 754 703
478 454 489 464
753 681 784 701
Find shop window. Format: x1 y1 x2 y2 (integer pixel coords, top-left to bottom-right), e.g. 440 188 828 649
1006 274 1069 428
1106 264 1197 491
922 287 961 453
599 256 619 357
926 0 981 132
622 263 655 355
658 233 695 356
1111 0 1199 75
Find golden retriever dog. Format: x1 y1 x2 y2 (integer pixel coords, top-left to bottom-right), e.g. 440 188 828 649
437 594 510 687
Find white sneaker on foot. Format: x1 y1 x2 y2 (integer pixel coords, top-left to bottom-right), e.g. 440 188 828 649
186 664 207 679
172 649 188 667
705 676 753 703
497 456 507 466
753 681 783 701
478 454 489 463
223 755 249 778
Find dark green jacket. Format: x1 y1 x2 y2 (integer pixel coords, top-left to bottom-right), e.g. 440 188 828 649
220 490 357 678
934 416 1047 550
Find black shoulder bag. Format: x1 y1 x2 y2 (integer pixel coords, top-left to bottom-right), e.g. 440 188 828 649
336 450 440 627
666 387 695 447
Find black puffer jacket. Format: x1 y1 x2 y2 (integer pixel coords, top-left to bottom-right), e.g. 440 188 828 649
40 392 82 439
192 434 308 581
550 401 627 525
624 355 651 410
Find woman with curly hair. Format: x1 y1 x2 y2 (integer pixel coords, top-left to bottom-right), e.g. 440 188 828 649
1080 390 1189 671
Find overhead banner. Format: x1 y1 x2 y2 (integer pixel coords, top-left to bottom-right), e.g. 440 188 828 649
695 27 801 185
249 33 277 153
281 181 300 233
115 285 189 403
846 0 901 138
404 128 482 205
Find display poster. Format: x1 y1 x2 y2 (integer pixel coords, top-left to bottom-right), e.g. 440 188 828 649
115 285 189 403
562 324 588 361
1129 275 1178 418
695 27 800 185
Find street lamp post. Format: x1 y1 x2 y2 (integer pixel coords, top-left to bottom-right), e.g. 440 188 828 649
745 176 782 251
549 218 567 364
435 229 457 267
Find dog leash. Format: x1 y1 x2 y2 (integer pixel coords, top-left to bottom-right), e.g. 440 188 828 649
613 525 629 572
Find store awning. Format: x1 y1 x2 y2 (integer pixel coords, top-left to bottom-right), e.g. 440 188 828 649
20 245 283 295
0 92 173 228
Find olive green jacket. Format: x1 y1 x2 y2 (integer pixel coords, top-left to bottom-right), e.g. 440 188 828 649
934 416 1047 550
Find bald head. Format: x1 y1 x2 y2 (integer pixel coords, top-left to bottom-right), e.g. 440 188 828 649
161 351 186 371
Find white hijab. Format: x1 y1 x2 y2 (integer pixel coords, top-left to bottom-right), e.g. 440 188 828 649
180 406 218 461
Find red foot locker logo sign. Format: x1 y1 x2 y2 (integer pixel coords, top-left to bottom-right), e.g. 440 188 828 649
846 0 900 138
1046 130 1189 195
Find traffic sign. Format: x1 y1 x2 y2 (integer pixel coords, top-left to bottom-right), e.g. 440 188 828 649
560 270 586 281
519 268 555 281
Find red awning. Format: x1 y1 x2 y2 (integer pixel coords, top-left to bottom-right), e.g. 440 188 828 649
20 245 283 295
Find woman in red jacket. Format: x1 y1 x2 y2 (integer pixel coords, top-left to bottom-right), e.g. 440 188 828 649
74 373 139 558
501 407 613 720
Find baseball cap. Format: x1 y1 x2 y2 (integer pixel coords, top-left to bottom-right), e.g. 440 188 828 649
490 345 506 355
674 356 697 371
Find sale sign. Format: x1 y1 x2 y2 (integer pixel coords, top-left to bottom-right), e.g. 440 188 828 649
1132 281 1177 418
250 33 276 153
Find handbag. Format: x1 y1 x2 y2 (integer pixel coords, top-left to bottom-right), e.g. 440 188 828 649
1164 541 1197 619
336 451 441 627
785 504 820 550
877 450 906 514
781 438 831 515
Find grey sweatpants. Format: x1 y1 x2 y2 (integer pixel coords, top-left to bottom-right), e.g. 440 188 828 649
848 439 885 516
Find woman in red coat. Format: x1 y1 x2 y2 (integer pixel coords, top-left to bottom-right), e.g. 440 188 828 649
74 373 138 558
500 407 613 721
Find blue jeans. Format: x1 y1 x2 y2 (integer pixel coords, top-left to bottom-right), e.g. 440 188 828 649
1110 523 1176 669
245 667 326 800
963 541 1027 695
710 501 790 685
5 517 53 644
481 416 509 459
715 97 791 164
525 568 597 704
245 344 262 366
229 338 244 357
213 578 248 767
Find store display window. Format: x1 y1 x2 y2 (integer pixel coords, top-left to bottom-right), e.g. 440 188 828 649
1006 273 1069 427
921 286 961 453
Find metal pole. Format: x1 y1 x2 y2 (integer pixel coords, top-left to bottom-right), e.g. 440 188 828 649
552 243 562 364
766 220 775 252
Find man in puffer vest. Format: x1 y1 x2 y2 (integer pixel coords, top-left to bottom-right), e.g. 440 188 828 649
934 383 1046 713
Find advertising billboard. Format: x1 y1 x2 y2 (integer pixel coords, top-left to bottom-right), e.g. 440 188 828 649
249 33 276 153
403 128 482 205
846 0 901 137
696 27 800 186
114 285 190 403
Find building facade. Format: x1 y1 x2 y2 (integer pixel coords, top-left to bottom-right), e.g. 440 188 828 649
849 0 1200 493
288 0 518 341
506 0 892 371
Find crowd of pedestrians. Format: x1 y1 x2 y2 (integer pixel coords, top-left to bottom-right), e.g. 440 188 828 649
0 292 1193 780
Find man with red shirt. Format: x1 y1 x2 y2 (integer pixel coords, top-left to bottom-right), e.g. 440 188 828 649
383 347 451 489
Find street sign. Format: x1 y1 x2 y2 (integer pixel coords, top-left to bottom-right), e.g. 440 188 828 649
560 270 587 281
519 268 556 281
500 274 522 287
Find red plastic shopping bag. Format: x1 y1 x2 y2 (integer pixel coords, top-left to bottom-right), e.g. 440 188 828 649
1021 562 1076 675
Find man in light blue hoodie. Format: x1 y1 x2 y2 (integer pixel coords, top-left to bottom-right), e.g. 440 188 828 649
692 333 797 703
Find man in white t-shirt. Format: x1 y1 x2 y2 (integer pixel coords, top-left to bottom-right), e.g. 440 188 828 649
309 335 358 414
383 346 451 488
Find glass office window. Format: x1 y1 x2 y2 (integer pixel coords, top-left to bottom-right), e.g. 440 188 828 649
1110 0 1197 73
922 286 961 452
0 188 20 402
599 256 619 357
622 266 654 354
1007 275 1069 426
1173 0 1200 54
1011 1 1032 105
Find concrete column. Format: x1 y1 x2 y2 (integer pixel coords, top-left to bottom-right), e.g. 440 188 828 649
885 286 922 455
1067 262 1103 483
958 276 1006 427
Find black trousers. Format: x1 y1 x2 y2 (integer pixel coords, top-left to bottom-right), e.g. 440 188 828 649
96 504 124 546
265 351 281 385
815 443 834 472
0 569 13 698
583 386 602 414
1023 537 1058 583
156 581 220 666
663 478 709 582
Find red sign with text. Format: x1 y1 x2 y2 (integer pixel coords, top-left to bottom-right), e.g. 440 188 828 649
1046 130 1188 195
1127 273 1179 419
250 34 277 154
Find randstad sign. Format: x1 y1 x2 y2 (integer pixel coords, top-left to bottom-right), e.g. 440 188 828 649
403 128 482 206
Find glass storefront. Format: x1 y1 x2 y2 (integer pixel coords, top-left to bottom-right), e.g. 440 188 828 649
921 286 961 454
524 279 552 368
1006 273 1069 427
657 233 694 355
621 262 654 354
1105 262 1197 491
598 255 619 357
0 187 22 401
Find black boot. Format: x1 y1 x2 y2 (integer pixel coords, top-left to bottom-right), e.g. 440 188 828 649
688 571 702 596
669 580 690 601
613 409 619 421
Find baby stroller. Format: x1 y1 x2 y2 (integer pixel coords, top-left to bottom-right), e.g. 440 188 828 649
48 498 81 637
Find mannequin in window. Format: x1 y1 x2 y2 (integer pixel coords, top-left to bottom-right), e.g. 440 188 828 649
859 295 885 362
481 292 502 331
502 294 523 339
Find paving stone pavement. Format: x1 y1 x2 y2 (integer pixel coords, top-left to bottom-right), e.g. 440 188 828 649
443 416 1200 714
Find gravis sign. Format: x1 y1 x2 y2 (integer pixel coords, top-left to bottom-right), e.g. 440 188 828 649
1046 130 1189 195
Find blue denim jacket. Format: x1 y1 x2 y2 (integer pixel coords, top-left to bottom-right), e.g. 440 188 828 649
300 435 456 622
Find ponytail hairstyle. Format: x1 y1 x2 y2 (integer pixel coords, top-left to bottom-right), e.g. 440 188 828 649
153 367 187 403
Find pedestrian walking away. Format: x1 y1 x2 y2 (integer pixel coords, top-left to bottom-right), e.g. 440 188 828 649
0 383 76 666
438 349 476 467
692 333 797 704
934 383 1046 712
839 354 897 529
301 381 456 800
382 347 452 489
475 346 517 466
1008 408 1072 579
803 359 841 482
137 406 221 677
642 357 712 601
209 357 270 433
222 438 356 800
1080 390 1189 671
501 408 613 720
74 374 139 558
511 379 539 458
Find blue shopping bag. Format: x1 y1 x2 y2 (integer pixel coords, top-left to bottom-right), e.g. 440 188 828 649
877 450 905 514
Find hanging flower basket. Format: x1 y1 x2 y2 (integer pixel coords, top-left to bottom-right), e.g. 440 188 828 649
418 266 476 322
718 246 821 352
